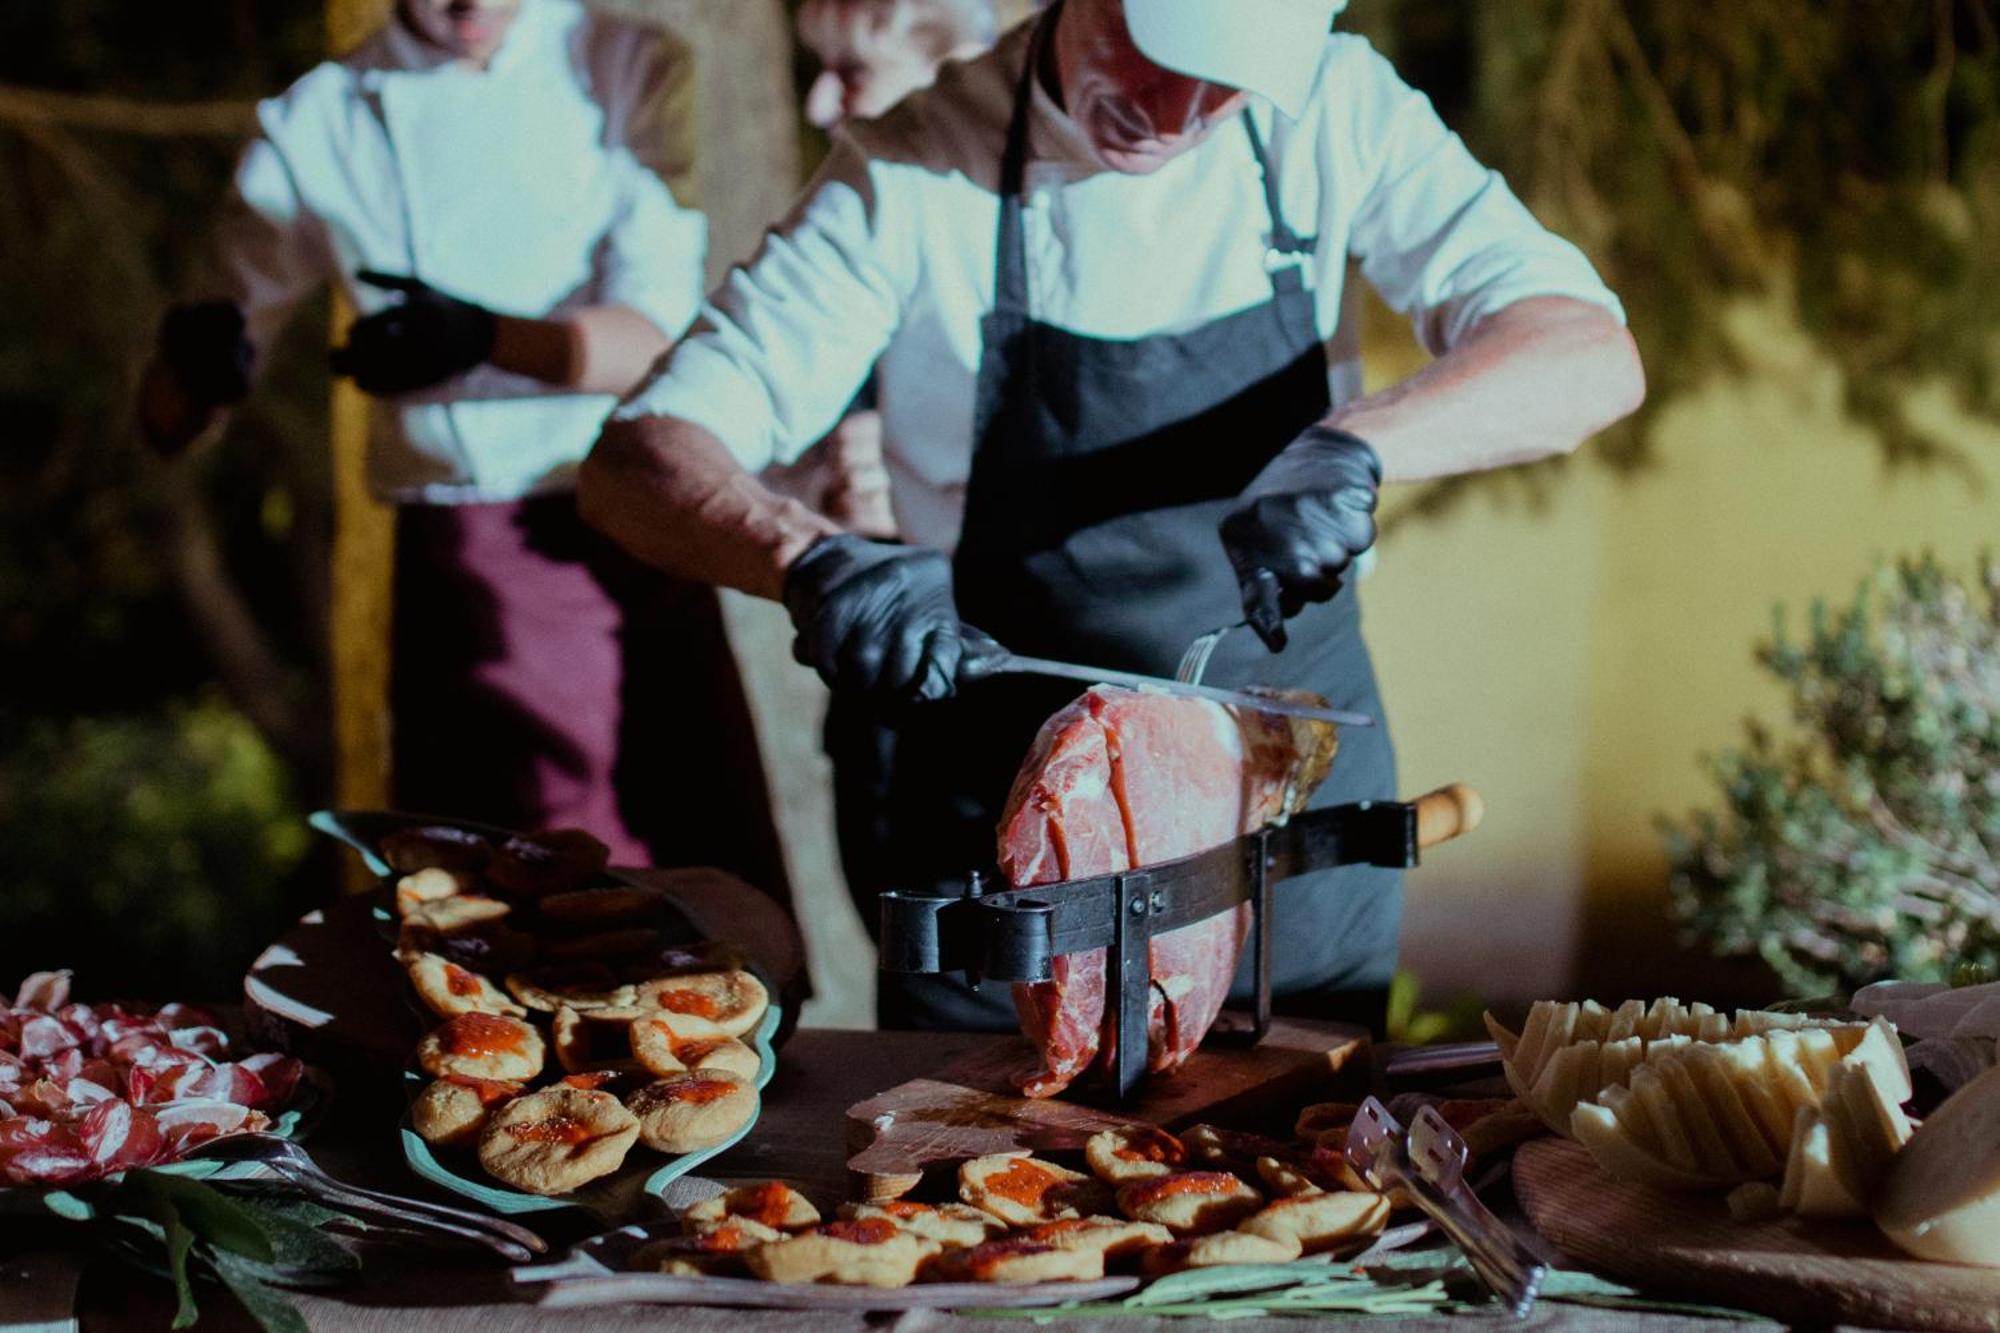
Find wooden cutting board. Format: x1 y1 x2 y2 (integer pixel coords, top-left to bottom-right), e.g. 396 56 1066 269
846 1017 1365 1202
1516 1136 2000 1332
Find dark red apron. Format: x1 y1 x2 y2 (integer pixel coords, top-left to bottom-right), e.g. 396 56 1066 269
391 493 792 910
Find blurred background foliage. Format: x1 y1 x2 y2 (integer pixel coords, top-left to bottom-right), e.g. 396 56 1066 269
1665 554 2000 995
0 1 1995 1000
1350 0 2000 522
0 1 327 999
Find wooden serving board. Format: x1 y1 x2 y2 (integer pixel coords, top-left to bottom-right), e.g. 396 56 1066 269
1516 1136 2000 1332
846 1016 1365 1202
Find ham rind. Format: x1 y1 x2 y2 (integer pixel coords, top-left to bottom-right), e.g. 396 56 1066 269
999 686 1335 1098
999 698 1128 1097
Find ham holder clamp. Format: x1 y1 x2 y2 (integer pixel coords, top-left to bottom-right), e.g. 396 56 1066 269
879 784 1482 1099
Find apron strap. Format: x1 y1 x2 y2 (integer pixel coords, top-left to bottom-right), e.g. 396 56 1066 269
990 13 1046 318
1242 112 1315 294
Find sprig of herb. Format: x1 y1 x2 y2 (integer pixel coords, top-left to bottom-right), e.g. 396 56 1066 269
34 1170 362 1332
974 1252 1761 1323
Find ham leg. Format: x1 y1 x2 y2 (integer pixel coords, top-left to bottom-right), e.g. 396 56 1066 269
997 686 1336 1098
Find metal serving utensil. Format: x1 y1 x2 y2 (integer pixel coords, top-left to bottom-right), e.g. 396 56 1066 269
1382 1040 1505 1085
1344 1098 1546 1318
1174 624 1235 685
959 625 1375 728
185 1133 546 1262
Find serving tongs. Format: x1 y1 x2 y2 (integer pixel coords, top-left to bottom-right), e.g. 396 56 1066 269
186 1133 547 1262
1344 1098 1546 1317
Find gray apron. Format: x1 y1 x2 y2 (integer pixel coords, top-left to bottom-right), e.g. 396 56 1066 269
869 15 1400 1031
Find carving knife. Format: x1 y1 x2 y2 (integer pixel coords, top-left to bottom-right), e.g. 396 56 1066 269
957 625 1376 727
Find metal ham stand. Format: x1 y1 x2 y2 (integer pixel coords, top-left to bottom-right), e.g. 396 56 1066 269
877 784 1483 1100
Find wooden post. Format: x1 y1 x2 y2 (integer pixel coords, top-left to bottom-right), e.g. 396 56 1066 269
327 0 395 890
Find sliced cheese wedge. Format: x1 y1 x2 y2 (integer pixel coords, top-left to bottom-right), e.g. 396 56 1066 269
1840 1018 1914 1105
1654 1053 1738 1178
1876 1063 2000 1266
1710 1037 1794 1157
1683 1044 1780 1178
1487 999 1888 1144
1829 1056 1914 1204
1780 1105 1868 1220
1572 1101 1741 1193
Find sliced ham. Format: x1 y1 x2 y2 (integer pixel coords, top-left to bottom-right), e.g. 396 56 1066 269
999 686 1335 1098
155 1100 254 1147
15 971 70 1012
239 1053 303 1110
18 1015 79 1061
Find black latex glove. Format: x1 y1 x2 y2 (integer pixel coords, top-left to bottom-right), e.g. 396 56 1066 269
781 534 964 704
1218 425 1383 652
159 301 253 406
329 271 497 396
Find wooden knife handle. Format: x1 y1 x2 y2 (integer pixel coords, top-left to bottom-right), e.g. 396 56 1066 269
1414 783 1484 850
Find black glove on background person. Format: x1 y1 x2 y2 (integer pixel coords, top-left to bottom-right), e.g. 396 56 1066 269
330 271 496 396
1218 426 1383 653
159 302 253 406
782 534 964 704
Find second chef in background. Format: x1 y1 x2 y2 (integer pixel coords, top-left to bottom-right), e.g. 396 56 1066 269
139 0 791 901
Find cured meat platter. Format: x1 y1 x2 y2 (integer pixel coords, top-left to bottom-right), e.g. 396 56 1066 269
1516 1136 2000 1332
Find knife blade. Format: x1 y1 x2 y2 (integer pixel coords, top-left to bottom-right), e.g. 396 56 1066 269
958 627 1376 728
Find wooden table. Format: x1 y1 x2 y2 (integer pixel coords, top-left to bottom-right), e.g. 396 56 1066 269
1 1030 1797 1332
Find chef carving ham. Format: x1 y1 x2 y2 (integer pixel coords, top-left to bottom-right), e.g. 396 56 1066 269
0 969 303 1186
999 686 1336 1097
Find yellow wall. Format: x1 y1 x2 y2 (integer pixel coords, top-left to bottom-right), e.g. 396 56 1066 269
1372 295 1999 1008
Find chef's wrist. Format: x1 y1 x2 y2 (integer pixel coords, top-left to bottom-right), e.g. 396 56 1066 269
782 532 893 603
773 519 853 598
488 316 576 386
1291 424 1383 486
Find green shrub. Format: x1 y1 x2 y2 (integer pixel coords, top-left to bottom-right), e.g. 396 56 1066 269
1664 555 2000 995
0 695 308 999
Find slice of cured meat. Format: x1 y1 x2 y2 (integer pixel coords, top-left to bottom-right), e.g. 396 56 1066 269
999 687 1335 1098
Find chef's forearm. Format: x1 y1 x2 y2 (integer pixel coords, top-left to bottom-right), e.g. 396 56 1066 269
1325 297 1645 483
490 306 672 395
579 414 841 600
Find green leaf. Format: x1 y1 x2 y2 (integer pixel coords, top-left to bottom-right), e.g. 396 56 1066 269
218 1193 361 1282
136 1172 277 1264
205 1249 311 1333
131 1186 200 1331
1125 1263 1324 1305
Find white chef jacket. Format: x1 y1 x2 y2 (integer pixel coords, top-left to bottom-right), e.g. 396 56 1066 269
198 0 706 503
619 21 1623 552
